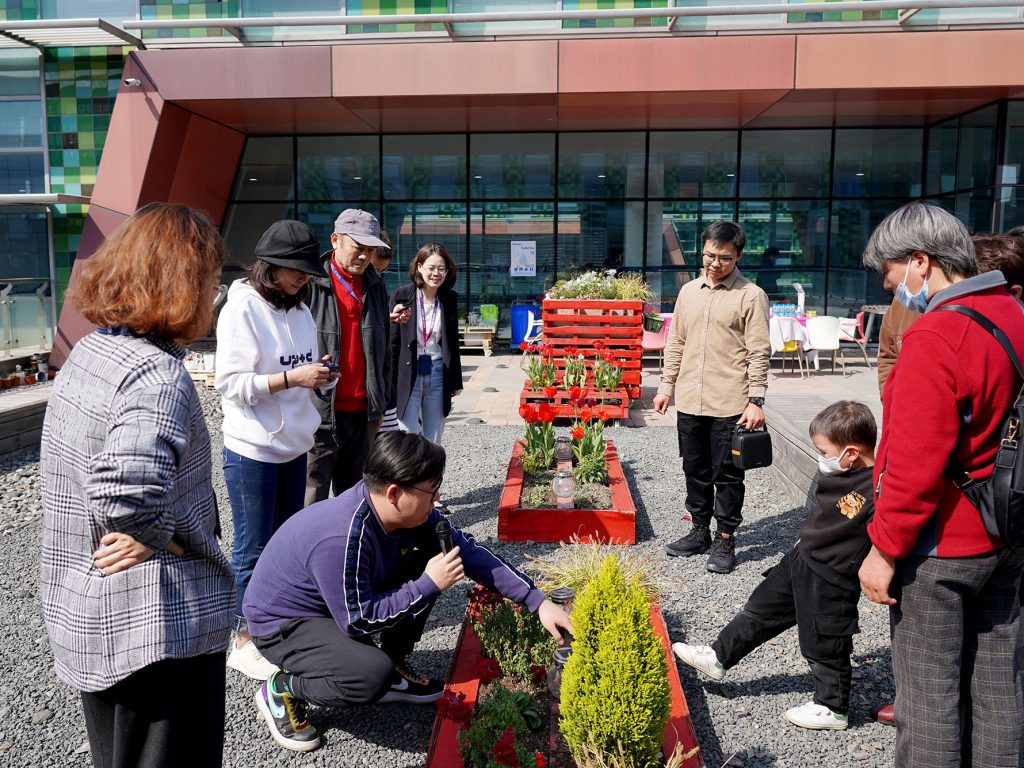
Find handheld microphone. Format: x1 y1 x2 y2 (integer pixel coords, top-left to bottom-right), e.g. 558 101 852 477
436 518 453 554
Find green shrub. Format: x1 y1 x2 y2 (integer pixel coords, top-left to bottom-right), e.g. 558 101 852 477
458 681 534 768
468 586 557 684
559 556 669 768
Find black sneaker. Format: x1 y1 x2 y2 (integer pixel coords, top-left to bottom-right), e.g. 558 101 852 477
706 533 737 574
665 525 712 558
378 662 444 704
254 671 320 752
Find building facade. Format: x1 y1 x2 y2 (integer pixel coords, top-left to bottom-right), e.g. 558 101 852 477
0 2 1020 360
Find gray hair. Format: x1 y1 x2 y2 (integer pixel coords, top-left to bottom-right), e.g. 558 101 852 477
862 201 978 279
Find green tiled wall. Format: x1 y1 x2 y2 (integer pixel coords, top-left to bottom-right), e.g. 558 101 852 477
788 0 898 23
44 46 127 305
139 0 240 39
0 0 38 21
346 0 447 34
562 0 670 28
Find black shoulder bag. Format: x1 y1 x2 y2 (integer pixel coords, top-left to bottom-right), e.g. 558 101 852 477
935 304 1024 548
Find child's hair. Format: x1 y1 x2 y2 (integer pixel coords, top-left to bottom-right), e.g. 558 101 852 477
808 400 877 449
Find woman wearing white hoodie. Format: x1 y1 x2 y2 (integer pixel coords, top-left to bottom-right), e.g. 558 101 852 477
216 220 335 680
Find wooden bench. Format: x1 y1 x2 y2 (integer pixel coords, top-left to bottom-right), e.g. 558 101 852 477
459 325 496 356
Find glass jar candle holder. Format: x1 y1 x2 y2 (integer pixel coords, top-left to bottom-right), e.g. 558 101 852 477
553 436 573 464
547 646 572 700
552 470 575 509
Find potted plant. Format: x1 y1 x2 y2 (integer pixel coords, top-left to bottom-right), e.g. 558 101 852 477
427 547 703 768
642 312 665 334
25 370 36 385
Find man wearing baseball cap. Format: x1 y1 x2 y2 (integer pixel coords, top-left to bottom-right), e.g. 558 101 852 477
304 209 394 503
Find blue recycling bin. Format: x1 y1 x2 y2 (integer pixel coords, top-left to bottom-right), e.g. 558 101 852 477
510 303 540 350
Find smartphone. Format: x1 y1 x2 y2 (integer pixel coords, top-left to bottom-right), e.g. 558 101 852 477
323 361 340 374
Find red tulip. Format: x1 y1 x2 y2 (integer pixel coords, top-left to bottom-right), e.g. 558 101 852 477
598 409 610 423
594 339 605 350
580 408 592 422
538 403 555 423
519 405 531 419
568 386 582 401
571 426 584 440
542 385 557 399
565 346 577 356
519 341 528 351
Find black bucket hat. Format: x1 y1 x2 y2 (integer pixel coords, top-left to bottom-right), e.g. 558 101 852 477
254 220 325 277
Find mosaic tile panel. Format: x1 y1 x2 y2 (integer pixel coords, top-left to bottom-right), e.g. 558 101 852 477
562 0 670 29
139 0 240 39
0 0 38 21
44 46 127 304
788 0 898 23
346 0 446 34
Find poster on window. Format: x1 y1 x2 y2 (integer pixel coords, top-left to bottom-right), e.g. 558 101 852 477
510 240 536 277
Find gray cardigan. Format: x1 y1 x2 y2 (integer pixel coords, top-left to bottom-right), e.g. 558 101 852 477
40 331 234 692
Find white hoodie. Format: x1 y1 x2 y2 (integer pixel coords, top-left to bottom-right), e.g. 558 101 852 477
215 280 322 463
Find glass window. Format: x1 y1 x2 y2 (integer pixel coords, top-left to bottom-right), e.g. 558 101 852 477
0 52 41 97
232 137 294 201
383 203 468 297
0 152 44 194
934 189 995 234
469 202 554 335
926 116 959 196
383 134 466 201
1002 101 1024 188
42 0 136 21
220 203 296 283
648 131 737 198
645 201 736 310
297 136 379 201
0 207 49 280
829 199 906 314
739 130 831 198
833 129 923 198
957 105 998 190
558 132 645 199
243 0 342 14
739 200 828 305
0 101 43 149
452 0 559 35
557 201 645 275
470 133 555 200
996 185 1024 232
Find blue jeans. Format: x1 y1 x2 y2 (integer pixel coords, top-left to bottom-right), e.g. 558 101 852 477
399 357 446 444
223 448 307 620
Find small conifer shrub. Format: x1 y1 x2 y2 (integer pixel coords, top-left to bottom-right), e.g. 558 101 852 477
559 556 670 768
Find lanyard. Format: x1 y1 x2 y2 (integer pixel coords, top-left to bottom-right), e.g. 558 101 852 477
418 289 440 348
330 261 362 307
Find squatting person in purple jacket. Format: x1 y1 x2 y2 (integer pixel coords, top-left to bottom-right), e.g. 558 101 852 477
243 430 574 752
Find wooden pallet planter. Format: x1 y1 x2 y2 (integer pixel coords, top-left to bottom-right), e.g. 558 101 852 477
425 604 703 768
519 385 630 420
541 299 644 398
187 370 216 389
498 439 636 544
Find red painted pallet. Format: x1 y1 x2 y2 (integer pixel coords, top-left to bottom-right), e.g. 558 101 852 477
425 605 704 768
541 299 644 390
519 385 631 420
498 439 636 544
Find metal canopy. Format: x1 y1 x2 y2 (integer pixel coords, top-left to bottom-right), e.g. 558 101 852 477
0 194 91 206
0 18 144 50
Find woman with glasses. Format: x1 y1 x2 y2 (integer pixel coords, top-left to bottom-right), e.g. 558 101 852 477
389 243 463 444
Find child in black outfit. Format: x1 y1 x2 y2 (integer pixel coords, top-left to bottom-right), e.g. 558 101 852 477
672 400 876 731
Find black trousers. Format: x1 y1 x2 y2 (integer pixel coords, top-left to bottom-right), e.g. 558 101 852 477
677 412 745 534
712 549 860 713
80 654 225 768
254 605 435 708
305 411 377 506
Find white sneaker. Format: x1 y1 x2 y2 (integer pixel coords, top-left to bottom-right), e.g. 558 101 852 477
227 640 279 680
784 700 848 730
671 643 726 681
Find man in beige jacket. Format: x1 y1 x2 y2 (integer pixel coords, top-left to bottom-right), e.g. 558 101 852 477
654 220 771 574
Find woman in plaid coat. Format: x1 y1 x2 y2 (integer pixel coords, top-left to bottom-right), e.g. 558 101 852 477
40 203 235 768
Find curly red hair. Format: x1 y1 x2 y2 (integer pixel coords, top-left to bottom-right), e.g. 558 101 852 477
69 203 226 343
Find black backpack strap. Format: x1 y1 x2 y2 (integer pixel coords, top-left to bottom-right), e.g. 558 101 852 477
934 305 1024 380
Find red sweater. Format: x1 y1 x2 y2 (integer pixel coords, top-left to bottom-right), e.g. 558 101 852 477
870 278 1024 559
330 266 368 412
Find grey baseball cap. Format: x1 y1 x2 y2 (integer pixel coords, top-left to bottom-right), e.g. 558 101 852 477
334 208 389 249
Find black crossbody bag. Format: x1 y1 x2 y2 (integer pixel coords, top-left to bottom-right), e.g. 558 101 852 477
935 304 1024 548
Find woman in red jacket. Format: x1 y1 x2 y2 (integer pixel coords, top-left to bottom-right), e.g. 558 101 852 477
859 201 1024 767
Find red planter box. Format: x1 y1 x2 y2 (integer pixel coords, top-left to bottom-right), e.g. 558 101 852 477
519 385 630 420
426 605 704 768
541 299 644 398
498 439 636 545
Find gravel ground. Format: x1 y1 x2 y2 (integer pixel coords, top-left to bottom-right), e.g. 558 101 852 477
0 389 895 767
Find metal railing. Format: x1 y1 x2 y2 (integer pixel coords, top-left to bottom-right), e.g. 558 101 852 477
0 278 54 358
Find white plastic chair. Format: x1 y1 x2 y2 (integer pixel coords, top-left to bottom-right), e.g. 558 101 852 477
805 316 846 376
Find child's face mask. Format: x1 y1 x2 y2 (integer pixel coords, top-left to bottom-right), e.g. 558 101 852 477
818 447 850 475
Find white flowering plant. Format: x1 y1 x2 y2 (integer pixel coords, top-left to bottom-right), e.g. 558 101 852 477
546 270 653 302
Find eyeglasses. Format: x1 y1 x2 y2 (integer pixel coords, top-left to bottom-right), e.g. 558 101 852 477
405 482 441 497
702 252 736 265
422 266 448 275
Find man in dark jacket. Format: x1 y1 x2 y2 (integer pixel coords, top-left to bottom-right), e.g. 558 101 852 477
305 209 392 504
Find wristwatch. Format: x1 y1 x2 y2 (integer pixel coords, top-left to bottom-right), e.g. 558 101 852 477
747 397 765 407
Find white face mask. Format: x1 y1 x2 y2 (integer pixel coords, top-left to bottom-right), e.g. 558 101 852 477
817 447 850 475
